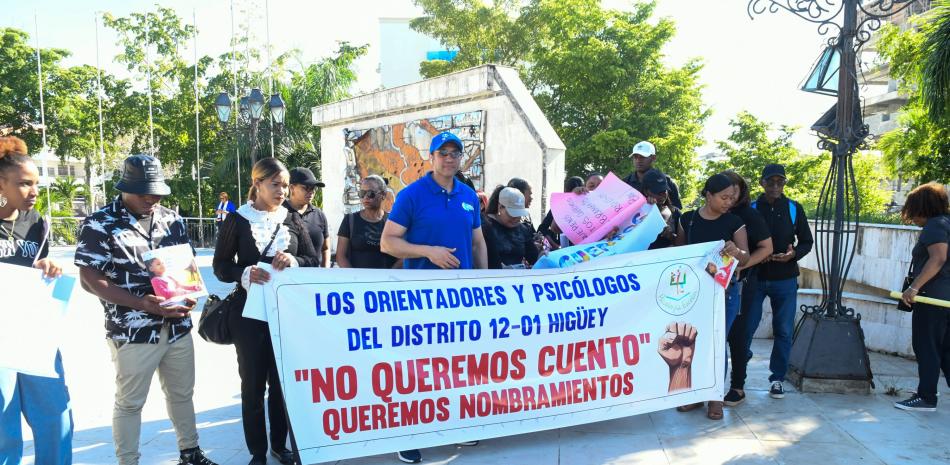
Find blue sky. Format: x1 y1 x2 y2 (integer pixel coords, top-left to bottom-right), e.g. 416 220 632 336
2 0 834 154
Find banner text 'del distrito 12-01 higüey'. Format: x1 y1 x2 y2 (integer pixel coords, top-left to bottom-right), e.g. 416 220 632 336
245 241 729 463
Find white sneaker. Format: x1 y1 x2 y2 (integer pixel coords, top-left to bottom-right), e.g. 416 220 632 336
769 381 785 399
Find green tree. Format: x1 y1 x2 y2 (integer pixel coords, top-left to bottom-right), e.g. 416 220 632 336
0 27 137 211
708 112 891 219
707 111 824 209
51 176 85 205
275 42 368 177
875 22 950 183
411 0 707 199
412 0 527 77
2 7 368 222
0 28 70 151
102 9 368 216
921 0 950 120
104 8 256 215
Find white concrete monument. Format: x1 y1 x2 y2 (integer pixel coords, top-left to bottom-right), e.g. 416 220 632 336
312 65 566 251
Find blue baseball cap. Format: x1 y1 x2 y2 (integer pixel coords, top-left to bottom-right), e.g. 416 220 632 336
429 132 464 154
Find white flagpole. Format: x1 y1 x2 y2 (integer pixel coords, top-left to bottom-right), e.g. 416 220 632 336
145 13 156 157
231 0 242 204
193 9 205 246
95 12 106 208
266 0 275 159
34 13 52 225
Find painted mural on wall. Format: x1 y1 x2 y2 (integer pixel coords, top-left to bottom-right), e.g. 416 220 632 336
342 111 486 213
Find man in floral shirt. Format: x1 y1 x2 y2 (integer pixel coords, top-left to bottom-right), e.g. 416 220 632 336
75 155 217 465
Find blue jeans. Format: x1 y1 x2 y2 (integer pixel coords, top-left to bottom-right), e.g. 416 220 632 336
0 351 73 465
743 277 799 382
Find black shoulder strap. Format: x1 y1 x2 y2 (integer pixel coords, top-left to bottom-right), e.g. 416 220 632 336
686 211 695 244
261 223 281 257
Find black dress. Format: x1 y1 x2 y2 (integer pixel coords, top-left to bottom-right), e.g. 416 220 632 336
212 208 318 457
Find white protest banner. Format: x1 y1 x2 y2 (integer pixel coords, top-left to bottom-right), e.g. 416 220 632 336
534 203 665 269
0 263 75 377
248 242 726 463
550 172 646 245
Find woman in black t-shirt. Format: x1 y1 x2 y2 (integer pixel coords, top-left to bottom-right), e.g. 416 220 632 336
721 171 774 406
0 136 71 462
337 175 399 269
895 182 950 412
673 173 750 421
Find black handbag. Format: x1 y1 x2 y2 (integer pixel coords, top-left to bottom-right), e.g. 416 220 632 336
896 274 915 312
198 223 281 344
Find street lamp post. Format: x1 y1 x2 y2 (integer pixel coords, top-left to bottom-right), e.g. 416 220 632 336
214 88 286 166
748 0 921 393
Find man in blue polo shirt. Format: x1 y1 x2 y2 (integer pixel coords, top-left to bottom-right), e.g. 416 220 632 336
382 131 487 270
380 132 487 463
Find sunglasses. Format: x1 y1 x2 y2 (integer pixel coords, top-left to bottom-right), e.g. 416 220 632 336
436 150 464 159
359 190 383 199
764 179 786 187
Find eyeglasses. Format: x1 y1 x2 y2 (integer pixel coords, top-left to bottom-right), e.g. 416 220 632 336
764 179 786 187
436 150 464 159
359 190 383 199
296 184 317 193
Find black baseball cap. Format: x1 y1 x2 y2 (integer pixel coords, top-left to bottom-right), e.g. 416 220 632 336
642 169 669 194
761 164 787 180
115 154 171 196
289 167 325 187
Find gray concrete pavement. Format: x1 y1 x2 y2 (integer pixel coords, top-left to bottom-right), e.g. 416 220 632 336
15 248 950 465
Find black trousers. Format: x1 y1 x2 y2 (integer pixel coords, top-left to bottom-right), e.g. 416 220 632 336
233 311 289 456
727 275 759 390
912 302 950 404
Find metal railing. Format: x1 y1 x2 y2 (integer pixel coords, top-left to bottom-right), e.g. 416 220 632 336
182 217 217 249
48 216 218 249
47 216 84 247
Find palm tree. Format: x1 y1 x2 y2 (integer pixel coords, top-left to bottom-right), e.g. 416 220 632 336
922 1 950 120
35 176 87 245
35 187 67 218
52 176 84 206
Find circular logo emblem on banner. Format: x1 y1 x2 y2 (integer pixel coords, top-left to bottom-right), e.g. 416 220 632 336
656 263 700 315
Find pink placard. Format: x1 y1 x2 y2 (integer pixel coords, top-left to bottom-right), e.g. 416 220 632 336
550 172 646 245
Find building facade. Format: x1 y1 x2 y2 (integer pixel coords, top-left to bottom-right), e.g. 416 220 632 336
32 150 108 215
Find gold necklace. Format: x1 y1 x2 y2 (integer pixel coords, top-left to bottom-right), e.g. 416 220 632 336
0 213 16 242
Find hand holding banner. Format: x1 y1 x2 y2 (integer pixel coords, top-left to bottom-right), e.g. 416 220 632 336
534 203 665 269
551 172 646 245
0 263 75 377
888 291 950 309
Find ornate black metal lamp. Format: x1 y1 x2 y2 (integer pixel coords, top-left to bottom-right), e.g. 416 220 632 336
214 87 286 164
747 0 921 392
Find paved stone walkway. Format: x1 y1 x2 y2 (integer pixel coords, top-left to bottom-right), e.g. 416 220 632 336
17 249 950 464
